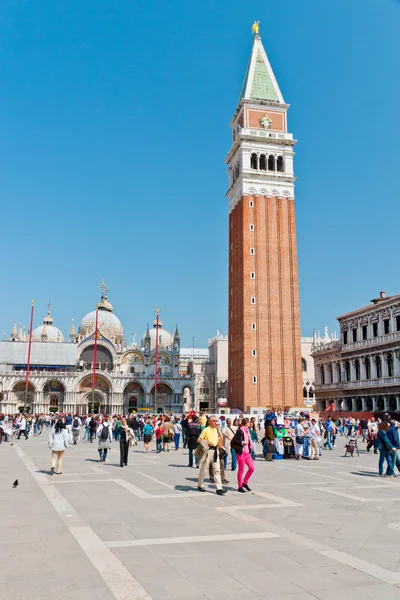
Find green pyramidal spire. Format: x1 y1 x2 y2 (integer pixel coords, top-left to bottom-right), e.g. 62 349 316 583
239 35 284 104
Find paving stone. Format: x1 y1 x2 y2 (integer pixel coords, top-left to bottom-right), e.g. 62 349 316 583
4 435 400 599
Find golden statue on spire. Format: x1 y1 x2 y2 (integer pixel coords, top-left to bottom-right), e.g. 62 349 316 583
252 21 260 36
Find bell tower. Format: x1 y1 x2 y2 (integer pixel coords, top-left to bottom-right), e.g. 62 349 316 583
226 27 302 411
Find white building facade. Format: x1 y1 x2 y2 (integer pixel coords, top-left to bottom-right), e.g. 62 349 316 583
301 328 337 408
312 292 400 413
0 286 195 415
205 331 228 410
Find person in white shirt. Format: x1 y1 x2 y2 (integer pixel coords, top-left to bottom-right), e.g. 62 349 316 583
49 418 69 475
308 419 321 460
17 415 28 440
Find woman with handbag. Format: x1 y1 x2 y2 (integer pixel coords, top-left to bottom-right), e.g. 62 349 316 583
294 418 308 460
231 418 255 493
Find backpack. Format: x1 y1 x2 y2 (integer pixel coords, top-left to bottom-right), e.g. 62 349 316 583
73 418 79 428
100 424 109 440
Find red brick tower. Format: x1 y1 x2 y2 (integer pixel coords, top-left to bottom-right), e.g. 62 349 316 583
226 30 302 411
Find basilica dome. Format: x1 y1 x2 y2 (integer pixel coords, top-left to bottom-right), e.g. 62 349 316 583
32 309 64 343
78 285 124 345
140 319 173 350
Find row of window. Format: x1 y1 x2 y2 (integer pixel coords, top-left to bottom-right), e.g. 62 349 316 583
342 316 400 344
320 354 396 384
251 153 284 172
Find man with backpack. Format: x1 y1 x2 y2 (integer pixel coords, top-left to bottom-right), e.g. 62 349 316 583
97 416 112 462
71 415 82 445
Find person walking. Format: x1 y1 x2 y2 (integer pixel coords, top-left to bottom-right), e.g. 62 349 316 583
97 416 112 462
48 418 69 475
187 415 200 467
155 422 164 453
182 415 189 449
376 422 396 477
360 417 368 442
367 418 378 453
197 415 227 495
17 414 28 440
249 418 259 460
210 421 229 484
294 418 307 459
143 419 154 453
323 416 333 450
84 414 91 441
71 414 82 445
173 418 182 450
231 418 255 493
119 418 131 467
222 418 237 471
65 412 73 442
88 416 97 443
308 418 321 460
388 420 400 474
162 417 173 452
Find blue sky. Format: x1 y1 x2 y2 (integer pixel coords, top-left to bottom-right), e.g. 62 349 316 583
1 0 398 346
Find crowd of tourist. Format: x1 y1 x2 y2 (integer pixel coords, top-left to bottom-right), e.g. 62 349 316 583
1 410 400 483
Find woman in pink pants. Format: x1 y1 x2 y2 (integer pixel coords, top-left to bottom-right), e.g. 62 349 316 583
233 418 255 493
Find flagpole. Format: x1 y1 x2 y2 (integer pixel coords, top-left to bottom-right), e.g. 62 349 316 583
24 300 35 410
154 307 159 414
92 308 99 412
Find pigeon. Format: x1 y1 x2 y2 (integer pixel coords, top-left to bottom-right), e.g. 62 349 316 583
10 443 13 447
12 479 18 488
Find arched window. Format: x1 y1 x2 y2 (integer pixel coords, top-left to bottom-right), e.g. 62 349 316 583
354 359 360 381
345 360 351 382
302 358 307 372
328 364 333 384
259 154 266 170
319 365 325 385
376 356 382 378
251 153 258 169
303 387 307 398
268 155 275 171
387 353 394 377
336 363 342 382
277 156 284 172
365 357 371 380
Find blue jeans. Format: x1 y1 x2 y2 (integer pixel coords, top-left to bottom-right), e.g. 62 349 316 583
188 447 199 467
98 448 108 461
324 432 332 449
379 449 394 475
231 448 237 470
174 433 180 449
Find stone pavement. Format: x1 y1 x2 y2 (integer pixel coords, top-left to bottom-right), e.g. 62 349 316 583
2 433 400 600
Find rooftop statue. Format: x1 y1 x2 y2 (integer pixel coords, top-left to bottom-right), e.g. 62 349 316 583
252 21 260 36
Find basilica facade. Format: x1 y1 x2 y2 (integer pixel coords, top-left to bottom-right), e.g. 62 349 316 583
0 286 195 415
